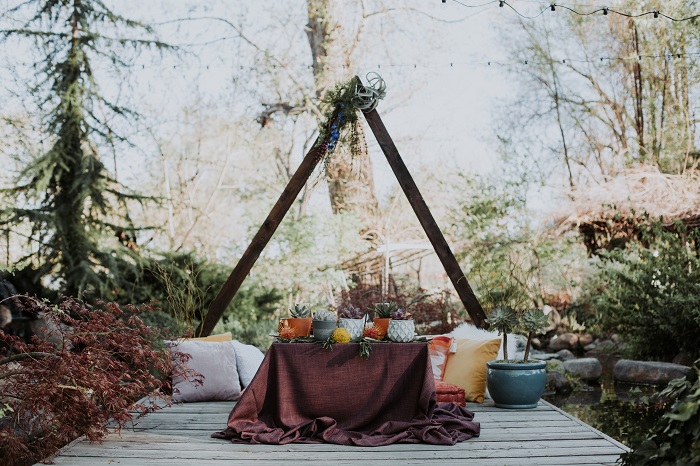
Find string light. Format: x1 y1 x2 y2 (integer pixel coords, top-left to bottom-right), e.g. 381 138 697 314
445 1 700 22
123 51 699 74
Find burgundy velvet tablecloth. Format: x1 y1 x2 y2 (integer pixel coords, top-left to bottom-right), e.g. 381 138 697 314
211 342 480 446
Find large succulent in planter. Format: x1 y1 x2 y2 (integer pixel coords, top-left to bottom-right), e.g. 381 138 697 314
284 304 312 337
313 310 337 321
487 306 549 362
370 302 397 339
338 306 364 340
485 306 550 409
290 304 311 319
312 310 337 341
371 302 398 319
338 306 364 319
387 308 414 342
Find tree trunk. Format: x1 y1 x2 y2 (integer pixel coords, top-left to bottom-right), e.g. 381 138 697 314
306 0 378 220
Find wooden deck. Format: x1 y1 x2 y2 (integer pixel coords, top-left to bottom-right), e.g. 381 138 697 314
46 399 630 465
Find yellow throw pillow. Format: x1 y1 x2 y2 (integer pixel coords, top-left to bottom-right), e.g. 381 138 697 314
187 332 233 342
442 337 501 403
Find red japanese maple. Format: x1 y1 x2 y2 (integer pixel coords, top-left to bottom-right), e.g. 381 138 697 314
0 298 195 466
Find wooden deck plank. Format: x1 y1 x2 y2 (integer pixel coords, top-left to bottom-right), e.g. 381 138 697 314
45 399 630 465
50 458 623 466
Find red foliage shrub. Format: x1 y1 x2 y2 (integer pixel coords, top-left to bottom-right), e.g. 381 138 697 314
0 298 191 466
337 285 467 335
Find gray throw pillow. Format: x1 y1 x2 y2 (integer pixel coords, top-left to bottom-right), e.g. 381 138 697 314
168 340 241 402
231 340 264 388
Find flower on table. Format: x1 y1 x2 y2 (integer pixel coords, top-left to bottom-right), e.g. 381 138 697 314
331 328 351 344
363 324 381 340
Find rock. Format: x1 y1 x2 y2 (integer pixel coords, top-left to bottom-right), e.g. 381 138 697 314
614 359 691 385
556 349 576 361
563 358 603 382
531 337 542 350
549 333 579 351
584 339 616 353
578 334 594 348
672 352 694 367
546 371 572 394
531 352 560 361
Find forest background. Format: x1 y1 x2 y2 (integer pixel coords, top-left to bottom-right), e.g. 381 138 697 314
1 0 699 361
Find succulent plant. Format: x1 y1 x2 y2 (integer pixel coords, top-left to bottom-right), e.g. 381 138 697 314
391 308 411 320
289 304 311 319
338 306 364 319
371 302 398 318
486 305 519 361
313 310 337 321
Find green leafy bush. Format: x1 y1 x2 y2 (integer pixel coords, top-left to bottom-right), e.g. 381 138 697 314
581 225 700 360
113 252 283 346
621 360 700 465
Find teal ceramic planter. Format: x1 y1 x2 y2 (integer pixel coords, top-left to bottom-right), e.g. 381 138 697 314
486 360 547 409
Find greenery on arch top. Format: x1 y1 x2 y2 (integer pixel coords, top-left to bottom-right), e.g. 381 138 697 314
315 76 363 161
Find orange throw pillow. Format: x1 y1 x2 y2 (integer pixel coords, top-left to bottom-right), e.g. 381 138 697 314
442 337 501 403
188 332 233 342
428 336 454 380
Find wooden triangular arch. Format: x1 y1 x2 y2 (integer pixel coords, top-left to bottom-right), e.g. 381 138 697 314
197 87 488 336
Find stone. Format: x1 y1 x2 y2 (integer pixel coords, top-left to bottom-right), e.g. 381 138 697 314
614 359 691 385
578 334 594 348
546 371 572 394
584 339 616 353
563 358 603 382
556 349 576 361
531 337 542 350
549 333 579 351
531 352 560 361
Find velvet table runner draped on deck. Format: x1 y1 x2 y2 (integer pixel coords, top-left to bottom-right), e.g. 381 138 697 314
211 342 480 446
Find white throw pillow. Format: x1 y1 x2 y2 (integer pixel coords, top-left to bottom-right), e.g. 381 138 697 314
168 340 241 402
231 340 265 388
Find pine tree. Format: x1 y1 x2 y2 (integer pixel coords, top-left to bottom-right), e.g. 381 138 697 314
0 0 168 297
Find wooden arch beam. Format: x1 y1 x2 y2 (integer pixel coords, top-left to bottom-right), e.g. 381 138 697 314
362 109 488 329
197 102 488 336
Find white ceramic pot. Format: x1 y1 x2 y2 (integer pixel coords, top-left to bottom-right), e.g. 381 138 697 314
338 318 364 340
387 319 415 342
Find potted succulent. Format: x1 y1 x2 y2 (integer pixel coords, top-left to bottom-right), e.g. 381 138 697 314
486 306 550 409
371 302 397 339
281 304 312 337
387 308 414 342
312 310 337 341
338 306 365 340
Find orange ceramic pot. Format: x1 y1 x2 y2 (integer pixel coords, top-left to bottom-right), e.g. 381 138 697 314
373 318 391 340
281 317 312 337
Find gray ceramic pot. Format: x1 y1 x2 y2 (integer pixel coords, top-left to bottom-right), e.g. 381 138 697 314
312 320 337 341
486 360 547 409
